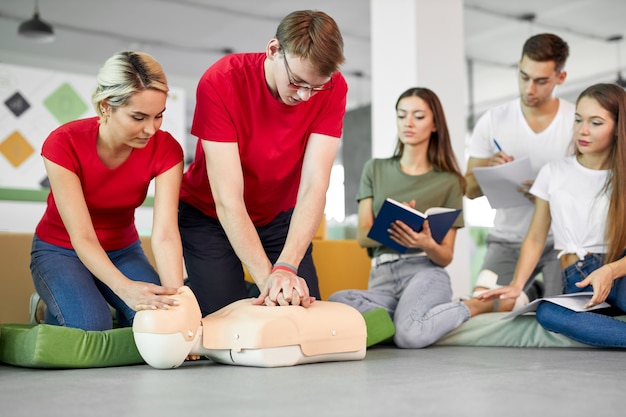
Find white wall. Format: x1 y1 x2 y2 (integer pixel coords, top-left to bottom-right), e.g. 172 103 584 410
0 62 185 235
371 0 470 297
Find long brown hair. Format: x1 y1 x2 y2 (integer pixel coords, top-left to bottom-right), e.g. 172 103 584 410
575 83 626 263
392 87 466 193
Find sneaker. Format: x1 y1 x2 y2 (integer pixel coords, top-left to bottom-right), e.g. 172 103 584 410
473 269 500 295
28 292 46 324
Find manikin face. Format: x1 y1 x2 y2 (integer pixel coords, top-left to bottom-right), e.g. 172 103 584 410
574 96 616 160
517 55 565 108
103 89 167 148
396 96 436 148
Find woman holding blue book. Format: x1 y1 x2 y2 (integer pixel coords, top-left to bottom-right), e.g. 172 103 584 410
329 87 500 348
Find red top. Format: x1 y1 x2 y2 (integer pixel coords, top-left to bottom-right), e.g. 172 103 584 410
179 52 347 226
35 117 184 250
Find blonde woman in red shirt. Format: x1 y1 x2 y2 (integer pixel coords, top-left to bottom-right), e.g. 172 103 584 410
30 51 184 331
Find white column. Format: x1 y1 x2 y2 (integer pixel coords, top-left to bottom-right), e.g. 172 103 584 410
370 0 470 297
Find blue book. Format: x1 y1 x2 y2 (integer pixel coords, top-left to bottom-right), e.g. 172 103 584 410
367 198 462 253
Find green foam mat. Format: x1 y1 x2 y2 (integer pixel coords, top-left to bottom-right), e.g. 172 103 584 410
0 323 144 368
363 308 395 347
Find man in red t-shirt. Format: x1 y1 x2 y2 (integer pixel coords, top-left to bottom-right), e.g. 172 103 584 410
179 10 348 315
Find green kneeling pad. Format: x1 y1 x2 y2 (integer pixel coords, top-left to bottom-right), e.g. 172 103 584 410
0 323 144 368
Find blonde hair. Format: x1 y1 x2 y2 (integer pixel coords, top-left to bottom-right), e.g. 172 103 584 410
92 51 168 122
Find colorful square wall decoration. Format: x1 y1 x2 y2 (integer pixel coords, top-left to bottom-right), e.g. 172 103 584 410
43 82 89 125
0 63 185 194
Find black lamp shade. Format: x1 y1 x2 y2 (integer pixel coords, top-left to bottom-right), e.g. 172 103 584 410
18 12 54 42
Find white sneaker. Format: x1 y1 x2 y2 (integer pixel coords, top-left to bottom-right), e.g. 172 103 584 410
513 291 530 310
472 269 499 295
28 292 45 324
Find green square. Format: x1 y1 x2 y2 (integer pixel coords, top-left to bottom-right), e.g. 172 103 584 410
43 82 89 124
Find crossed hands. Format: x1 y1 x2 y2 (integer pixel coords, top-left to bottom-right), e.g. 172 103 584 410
253 269 315 308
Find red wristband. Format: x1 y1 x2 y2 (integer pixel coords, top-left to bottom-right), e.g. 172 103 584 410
271 263 297 274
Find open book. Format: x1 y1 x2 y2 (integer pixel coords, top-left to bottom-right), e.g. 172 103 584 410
367 198 462 253
472 156 533 209
501 292 611 320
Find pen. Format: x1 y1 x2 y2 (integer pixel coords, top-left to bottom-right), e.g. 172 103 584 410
493 139 503 152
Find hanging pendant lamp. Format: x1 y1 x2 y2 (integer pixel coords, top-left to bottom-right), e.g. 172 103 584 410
18 0 55 43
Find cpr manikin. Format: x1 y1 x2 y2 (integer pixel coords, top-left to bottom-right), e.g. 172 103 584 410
133 286 367 369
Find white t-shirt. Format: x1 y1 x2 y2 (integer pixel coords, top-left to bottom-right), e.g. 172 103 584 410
531 156 609 258
468 98 575 241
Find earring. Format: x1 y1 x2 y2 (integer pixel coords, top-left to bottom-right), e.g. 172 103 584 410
100 107 108 123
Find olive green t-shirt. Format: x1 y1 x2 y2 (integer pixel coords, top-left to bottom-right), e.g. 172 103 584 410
357 157 464 257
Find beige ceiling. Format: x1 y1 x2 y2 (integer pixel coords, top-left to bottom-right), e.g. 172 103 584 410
1 0 625 115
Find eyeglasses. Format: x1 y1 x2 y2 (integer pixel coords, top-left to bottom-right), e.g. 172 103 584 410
283 55 333 92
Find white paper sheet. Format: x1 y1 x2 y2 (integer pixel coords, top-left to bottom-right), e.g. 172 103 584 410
473 156 533 209
501 292 611 320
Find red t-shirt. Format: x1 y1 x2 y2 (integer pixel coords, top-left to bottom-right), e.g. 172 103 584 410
179 53 347 226
35 117 184 250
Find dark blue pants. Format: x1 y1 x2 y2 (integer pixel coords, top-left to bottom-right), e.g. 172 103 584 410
178 201 320 315
30 236 160 330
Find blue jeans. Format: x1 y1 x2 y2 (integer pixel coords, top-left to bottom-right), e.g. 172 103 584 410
30 235 161 331
178 201 320 316
536 253 626 348
328 256 470 348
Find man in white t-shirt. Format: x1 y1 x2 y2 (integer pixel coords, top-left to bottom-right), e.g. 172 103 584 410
465 33 575 307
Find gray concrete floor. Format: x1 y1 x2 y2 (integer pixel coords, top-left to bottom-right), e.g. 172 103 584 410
0 345 623 417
